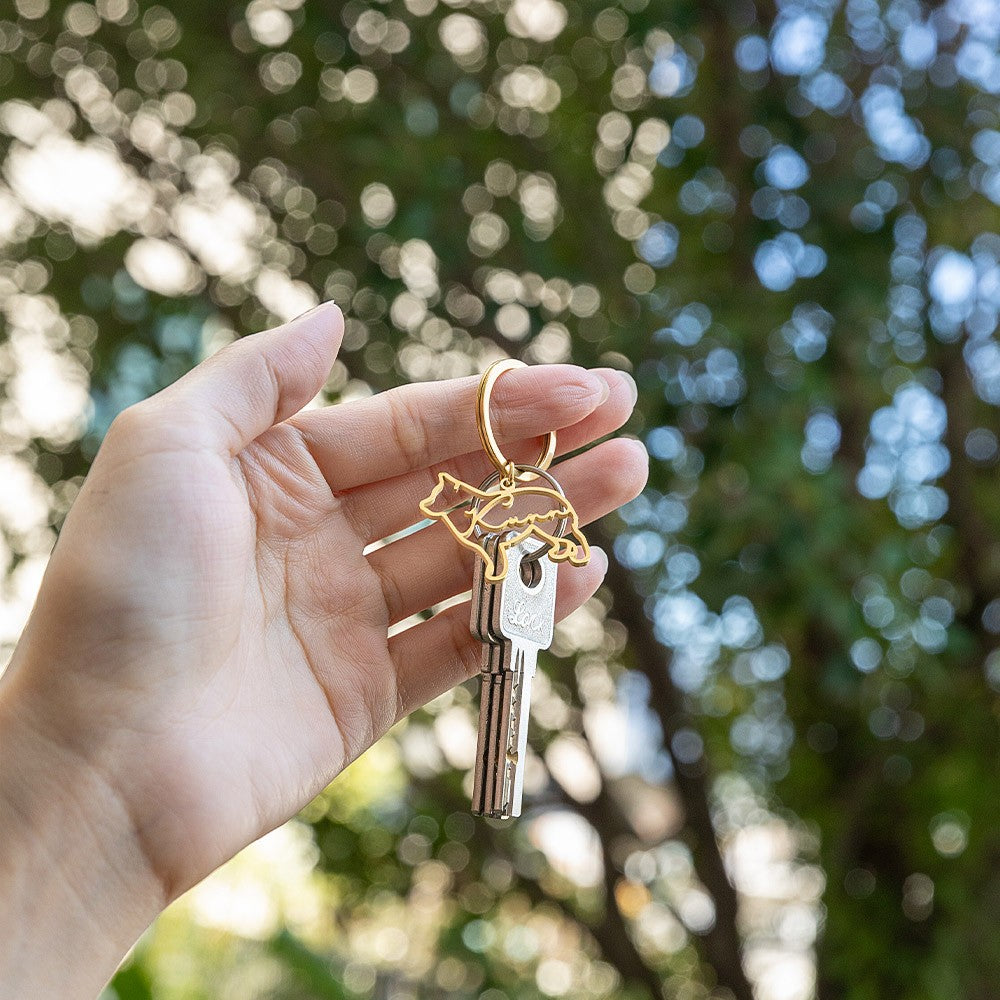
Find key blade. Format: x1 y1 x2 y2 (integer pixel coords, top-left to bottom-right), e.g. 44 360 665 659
506 647 536 817
472 665 513 815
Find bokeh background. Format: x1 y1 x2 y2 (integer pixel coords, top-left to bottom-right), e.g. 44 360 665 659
2 0 999 997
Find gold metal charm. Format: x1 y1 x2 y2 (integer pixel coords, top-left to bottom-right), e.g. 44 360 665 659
418 359 591 582
419 468 590 582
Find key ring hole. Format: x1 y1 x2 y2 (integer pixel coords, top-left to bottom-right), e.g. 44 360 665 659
519 556 543 589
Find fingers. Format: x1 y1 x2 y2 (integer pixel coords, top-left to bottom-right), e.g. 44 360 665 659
388 547 609 720
341 370 638 543
144 302 344 455
369 437 648 624
292 364 635 492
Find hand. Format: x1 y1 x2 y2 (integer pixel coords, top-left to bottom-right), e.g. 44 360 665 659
0 301 646 991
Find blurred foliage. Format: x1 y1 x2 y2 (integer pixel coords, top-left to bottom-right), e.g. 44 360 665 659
2 0 1000 998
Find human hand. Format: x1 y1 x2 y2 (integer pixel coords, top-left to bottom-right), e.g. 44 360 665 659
0 302 646 994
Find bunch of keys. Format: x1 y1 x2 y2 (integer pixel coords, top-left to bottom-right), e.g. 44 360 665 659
418 359 591 818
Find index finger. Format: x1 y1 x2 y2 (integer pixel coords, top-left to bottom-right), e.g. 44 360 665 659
291 364 621 492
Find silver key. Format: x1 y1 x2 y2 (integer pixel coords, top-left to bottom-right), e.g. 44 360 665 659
471 533 514 816
493 539 558 818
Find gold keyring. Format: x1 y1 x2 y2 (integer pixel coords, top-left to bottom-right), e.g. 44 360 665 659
476 359 557 481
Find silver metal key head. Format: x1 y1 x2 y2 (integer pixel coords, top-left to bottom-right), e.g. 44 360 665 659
498 541 558 654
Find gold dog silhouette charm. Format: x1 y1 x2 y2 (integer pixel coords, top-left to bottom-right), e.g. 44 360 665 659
419 472 590 583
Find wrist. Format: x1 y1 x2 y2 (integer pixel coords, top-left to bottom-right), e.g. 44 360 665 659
0 667 166 999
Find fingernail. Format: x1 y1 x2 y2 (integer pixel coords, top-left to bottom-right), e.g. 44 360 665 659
293 299 336 322
593 367 637 406
594 372 612 405
592 546 609 576
624 435 649 462
620 370 638 406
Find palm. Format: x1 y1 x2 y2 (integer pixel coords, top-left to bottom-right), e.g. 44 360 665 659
14 306 645 902
207 424 396 802
69 425 395 891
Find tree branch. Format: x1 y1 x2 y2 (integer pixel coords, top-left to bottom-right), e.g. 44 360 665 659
592 524 754 1000
939 345 1000 641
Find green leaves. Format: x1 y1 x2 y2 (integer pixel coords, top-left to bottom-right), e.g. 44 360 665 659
6 0 1000 997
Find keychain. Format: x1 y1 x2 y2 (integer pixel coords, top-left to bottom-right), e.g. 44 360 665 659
418 359 591 818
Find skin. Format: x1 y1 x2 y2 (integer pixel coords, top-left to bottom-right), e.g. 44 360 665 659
0 302 647 998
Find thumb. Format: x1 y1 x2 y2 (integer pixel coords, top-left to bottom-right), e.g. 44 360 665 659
146 301 344 455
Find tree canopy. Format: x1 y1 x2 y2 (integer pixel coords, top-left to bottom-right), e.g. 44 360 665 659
2 0 1000 998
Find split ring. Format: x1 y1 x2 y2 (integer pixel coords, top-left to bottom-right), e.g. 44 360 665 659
476 359 557 482
474 464 571 560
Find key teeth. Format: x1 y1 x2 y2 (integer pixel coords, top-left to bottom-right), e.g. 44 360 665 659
471 670 516 817
471 667 525 820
